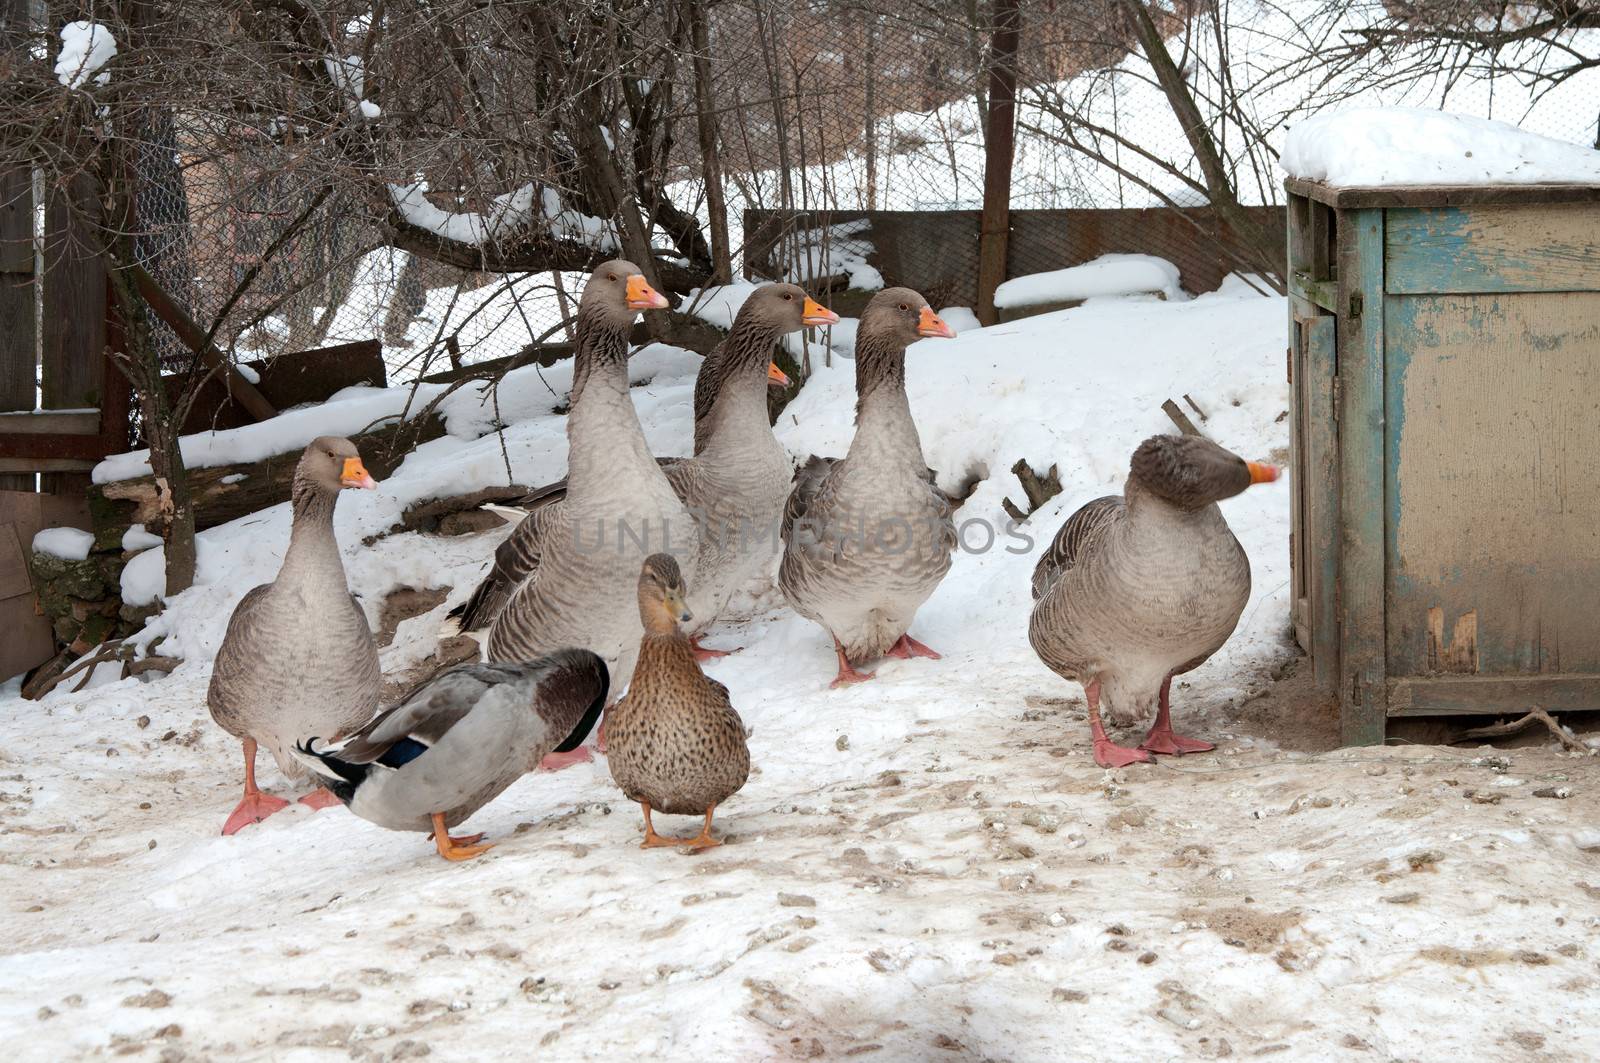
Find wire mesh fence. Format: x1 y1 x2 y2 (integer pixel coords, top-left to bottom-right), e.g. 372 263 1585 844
102 0 1600 392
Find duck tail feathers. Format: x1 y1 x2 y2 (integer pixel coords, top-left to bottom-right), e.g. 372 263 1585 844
291 739 364 804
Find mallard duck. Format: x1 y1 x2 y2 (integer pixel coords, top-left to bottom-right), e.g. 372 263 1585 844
465 264 688 745
778 287 957 688
207 436 380 835
454 284 832 665
292 651 608 860
1028 434 1279 767
605 554 750 848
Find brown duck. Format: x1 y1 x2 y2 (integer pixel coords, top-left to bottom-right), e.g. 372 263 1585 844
604 553 750 848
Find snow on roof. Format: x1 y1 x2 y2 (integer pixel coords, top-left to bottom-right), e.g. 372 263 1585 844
993 254 1183 309
33 527 94 561
1283 108 1600 188
55 21 116 89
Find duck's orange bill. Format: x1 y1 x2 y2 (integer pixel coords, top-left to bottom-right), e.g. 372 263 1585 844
917 306 956 338
1247 462 1280 485
801 297 840 326
767 362 792 387
625 274 670 310
341 457 377 489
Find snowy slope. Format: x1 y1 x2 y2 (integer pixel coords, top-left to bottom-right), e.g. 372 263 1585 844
5 285 1599 1060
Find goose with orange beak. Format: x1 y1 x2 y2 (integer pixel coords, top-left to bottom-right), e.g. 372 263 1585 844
208 436 382 834
1028 434 1280 767
464 261 696 769
778 287 959 688
454 283 838 671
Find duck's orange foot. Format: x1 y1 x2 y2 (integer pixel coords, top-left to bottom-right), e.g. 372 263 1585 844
298 787 342 811
885 634 941 660
1139 729 1215 756
431 813 494 861
428 831 486 847
1093 738 1154 768
641 831 691 849
222 791 290 835
539 746 594 772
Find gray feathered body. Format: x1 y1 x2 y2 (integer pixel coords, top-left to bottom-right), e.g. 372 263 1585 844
295 653 607 832
669 381 792 633
207 486 379 781
605 635 750 816
486 321 695 692
1028 481 1250 727
779 386 955 661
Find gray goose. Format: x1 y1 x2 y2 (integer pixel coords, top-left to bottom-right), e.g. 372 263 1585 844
207 436 380 835
453 283 836 662
605 554 750 848
478 262 687 749
777 287 957 688
292 650 608 861
1028 434 1279 768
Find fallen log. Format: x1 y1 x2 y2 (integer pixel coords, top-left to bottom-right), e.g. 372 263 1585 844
89 413 447 536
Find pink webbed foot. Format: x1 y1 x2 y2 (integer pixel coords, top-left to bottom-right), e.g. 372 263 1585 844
1092 738 1154 769
830 663 876 689
884 634 941 661
690 636 739 663
222 791 291 835
298 787 343 811
539 746 595 772
1139 729 1215 756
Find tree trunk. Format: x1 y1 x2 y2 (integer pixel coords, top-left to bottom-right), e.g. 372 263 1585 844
109 261 196 596
686 0 731 283
976 0 1020 326
1119 0 1282 290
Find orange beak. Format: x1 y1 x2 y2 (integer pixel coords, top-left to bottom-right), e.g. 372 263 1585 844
341 456 377 490
625 274 670 311
801 297 840 327
766 362 791 387
917 306 956 338
1247 461 1280 485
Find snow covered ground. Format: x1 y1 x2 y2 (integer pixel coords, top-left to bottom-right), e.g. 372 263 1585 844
5 284 1599 1061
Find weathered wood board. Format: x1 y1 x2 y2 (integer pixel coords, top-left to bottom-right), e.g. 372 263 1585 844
1386 204 1600 295
1383 291 1600 679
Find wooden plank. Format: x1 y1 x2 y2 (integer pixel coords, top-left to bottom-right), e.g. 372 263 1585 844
1285 178 1600 210
0 169 35 492
0 458 95 474
0 410 101 434
1383 291 1600 678
0 432 119 459
41 173 106 411
1336 207 1388 745
1300 313 1339 694
1289 273 1338 312
1386 205 1600 294
1388 674 1600 716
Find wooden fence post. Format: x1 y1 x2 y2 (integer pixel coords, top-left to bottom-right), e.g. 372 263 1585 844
975 0 1020 327
0 0 36 491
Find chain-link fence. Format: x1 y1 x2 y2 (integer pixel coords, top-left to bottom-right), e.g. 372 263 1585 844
117 0 1600 392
